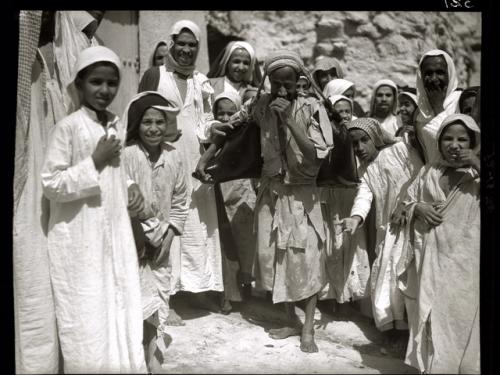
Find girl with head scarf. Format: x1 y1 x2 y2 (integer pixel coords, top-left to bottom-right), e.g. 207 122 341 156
138 20 225 309
369 79 400 136
40 46 147 373
395 114 480 373
414 49 462 164
121 91 188 371
340 117 423 338
323 78 366 118
149 40 169 67
311 56 344 90
207 40 262 98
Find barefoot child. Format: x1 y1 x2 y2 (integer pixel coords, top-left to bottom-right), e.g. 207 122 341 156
41 46 146 373
198 50 333 353
121 91 189 370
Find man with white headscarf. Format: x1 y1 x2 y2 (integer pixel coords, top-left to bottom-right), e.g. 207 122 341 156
369 79 400 137
139 20 224 311
414 49 461 164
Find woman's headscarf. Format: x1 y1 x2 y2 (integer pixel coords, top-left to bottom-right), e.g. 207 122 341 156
435 113 480 166
416 49 459 121
329 94 353 109
54 11 99 112
212 91 242 117
312 56 345 87
369 79 399 116
347 117 397 149
149 40 168 68
207 41 262 87
323 78 355 98
66 45 122 112
164 20 201 77
398 91 418 107
123 91 181 144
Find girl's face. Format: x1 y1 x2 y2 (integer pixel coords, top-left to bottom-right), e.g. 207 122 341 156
270 66 298 100
138 108 168 150
439 122 472 165
317 68 337 90
153 44 168 67
333 100 352 126
399 97 417 124
349 129 378 163
342 87 355 100
296 78 309 95
226 48 251 83
215 99 238 123
78 64 119 112
172 30 198 66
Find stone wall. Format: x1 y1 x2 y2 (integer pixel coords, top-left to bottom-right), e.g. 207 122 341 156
206 11 481 112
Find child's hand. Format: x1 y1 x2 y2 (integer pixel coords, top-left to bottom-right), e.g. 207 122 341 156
194 159 214 184
127 183 145 216
92 134 122 171
457 149 480 171
211 121 234 137
415 202 443 227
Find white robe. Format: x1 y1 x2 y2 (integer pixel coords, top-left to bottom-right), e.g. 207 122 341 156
156 67 223 293
41 106 146 373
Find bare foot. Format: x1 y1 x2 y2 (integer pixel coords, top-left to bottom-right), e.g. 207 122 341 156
300 332 318 353
221 299 232 315
165 308 185 326
268 326 302 339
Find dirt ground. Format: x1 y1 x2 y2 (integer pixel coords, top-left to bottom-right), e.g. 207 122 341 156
156 292 418 374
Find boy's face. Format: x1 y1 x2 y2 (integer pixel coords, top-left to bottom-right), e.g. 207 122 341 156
215 99 238 123
138 108 168 149
333 100 352 126
296 78 309 95
439 122 472 166
398 97 417 124
349 129 378 163
269 66 298 101
78 64 119 112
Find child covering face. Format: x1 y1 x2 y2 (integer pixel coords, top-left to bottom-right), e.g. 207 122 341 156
41 46 147 373
122 91 188 371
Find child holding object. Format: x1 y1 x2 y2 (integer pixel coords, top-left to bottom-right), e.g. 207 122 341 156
41 46 146 373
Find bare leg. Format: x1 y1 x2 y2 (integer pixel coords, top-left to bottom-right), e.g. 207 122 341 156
300 294 319 353
269 302 303 339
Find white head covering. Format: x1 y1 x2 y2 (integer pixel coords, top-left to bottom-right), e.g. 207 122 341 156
67 46 122 112
323 79 354 98
369 79 399 116
149 40 168 68
416 49 458 121
209 41 256 83
329 94 353 108
398 91 418 107
169 20 201 46
213 91 242 116
164 20 201 76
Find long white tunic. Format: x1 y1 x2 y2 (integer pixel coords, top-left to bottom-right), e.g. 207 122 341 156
155 67 223 292
41 106 146 373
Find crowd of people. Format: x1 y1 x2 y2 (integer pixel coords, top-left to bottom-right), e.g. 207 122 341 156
14 10 480 374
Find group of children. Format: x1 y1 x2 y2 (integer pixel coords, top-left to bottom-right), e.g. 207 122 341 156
37 17 480 374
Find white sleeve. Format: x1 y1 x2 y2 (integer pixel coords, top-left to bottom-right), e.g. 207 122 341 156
350 178 373 225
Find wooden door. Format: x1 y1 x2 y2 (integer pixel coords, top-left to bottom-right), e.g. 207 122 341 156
95 11 139 117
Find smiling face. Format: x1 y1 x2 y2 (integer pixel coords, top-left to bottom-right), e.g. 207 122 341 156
76 62 119 112
374 85 395 117
296 77 310 95
226 48 251 83
333 100 352 126
349 129 378 163
399 97 417 125
269 66 298 100
153 44 168 67
138 107 169 151
421 55 449 100
215 99 238 123
439 122 473 166
172 30 198 66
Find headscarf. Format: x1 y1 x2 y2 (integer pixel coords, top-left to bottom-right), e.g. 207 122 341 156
398 91 418 107
298 75 311 89
416 49 459 121
347 117 397 149
329 94 353 109
212 91 242 117
369 79 399 116
164 20 201 77
15 10 42 210
207 41 261 86
123 91 180 144
312 56 345 87
149 40 168 68
458 86 480 113
66 46 122 112
54 11 99 112
323 78 354 98
435 113 480 167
